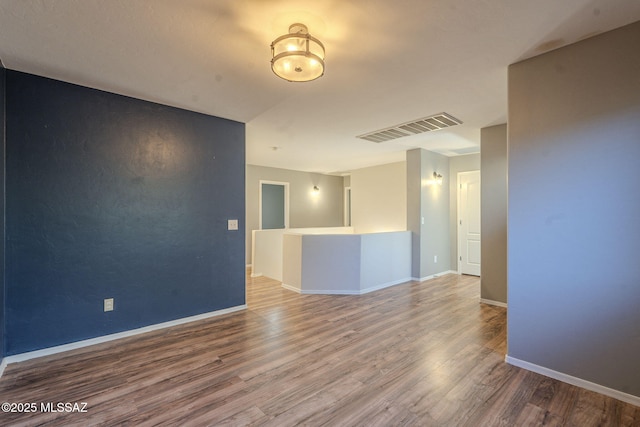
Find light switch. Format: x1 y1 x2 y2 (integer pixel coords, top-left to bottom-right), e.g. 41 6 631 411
228 219 239 230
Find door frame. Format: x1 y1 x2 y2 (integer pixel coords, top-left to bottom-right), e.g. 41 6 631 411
344 186 352 227
457 170 481 275
259 180 290 230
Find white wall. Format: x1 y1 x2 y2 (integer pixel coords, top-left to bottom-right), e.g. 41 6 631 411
252 227 354 281
350 161 406 234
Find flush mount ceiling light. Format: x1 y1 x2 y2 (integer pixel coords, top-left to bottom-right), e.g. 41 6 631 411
271 23 325 82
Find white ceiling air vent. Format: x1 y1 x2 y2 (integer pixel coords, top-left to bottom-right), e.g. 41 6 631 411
357 112 462 143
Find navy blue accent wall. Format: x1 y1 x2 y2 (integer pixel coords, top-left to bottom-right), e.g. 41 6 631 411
5 70 245 355
0 66 6 360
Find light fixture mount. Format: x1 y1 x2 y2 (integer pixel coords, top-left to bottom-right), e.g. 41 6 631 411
289 23 308 35
271 23 325 82
433 172 443 185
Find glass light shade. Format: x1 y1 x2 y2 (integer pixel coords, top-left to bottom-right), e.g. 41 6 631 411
271 24 325 82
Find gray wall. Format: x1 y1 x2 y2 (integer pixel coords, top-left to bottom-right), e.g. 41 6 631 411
480 125 507 304
448 153 480 271
508 22 640 397
246 164 344 263
407 149 450 279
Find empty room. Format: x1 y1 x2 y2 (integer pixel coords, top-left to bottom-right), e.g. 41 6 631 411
0 1 639 425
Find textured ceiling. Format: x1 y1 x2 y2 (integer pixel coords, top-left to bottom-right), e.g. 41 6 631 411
1 0 639 174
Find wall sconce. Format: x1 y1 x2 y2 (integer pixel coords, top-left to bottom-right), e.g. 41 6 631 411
433 172 443 185
313 185 320 193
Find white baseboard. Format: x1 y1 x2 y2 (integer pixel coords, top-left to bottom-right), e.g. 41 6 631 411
245 264 252 269
359 278 413 294
0 358 7 379
300 288 360 295
480 298 507 308
281 283 301 293
0 304 247 376
284 278 414 295
505 355 640 407
250 272 262 278
411 270 457 282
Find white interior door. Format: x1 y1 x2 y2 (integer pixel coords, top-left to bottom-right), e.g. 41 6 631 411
458 171 481 276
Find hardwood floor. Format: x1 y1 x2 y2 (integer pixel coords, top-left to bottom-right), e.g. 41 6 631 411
1 271 638 426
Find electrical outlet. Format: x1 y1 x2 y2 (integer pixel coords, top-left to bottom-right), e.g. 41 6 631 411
434 255 438 263
228 219 238 230
104 298 114 312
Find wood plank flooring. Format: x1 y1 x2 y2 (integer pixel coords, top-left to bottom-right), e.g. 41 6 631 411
0 271 638 426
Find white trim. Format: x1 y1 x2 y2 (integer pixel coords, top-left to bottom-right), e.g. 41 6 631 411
411 270 457 283
301 289 360 295
359 278 413 294
284 278 414 295
250 272 262 278
259 180 290 230
480 298 507 308
245 264 252 268
281 283 301 293
505 355 640 407
457 170 481 275
343 186 352 226
0 359 8 378
0 305 247 371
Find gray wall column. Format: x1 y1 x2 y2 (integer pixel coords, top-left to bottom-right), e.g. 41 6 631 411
407 149 450 280
508 21 640 397
480 124 507 304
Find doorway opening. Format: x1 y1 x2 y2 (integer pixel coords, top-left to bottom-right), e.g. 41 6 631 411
259 180 289 230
